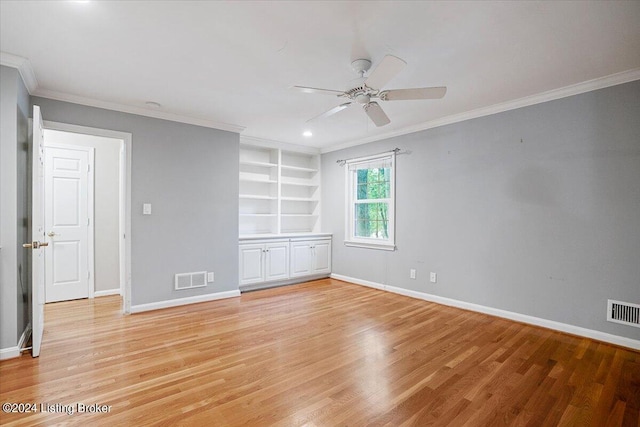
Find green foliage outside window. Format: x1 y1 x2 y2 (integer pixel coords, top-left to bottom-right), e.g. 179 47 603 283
354 168 390 239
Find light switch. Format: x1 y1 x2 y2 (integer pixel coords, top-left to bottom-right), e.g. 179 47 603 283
143 203 152 215
207 272 215 283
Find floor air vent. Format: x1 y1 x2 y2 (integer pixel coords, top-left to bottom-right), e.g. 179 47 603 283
175 271 207 290
607 300 640 328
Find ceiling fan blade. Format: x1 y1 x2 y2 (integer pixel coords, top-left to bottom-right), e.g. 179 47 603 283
291 86 345 97
380 87 447 101
364 55 407 90
307 102 352 123
363 102 390 127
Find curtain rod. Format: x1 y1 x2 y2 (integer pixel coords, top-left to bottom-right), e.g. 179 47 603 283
336 148 404 167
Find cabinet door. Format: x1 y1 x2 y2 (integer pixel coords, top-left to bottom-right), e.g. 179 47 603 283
311 240 331 275
239 244 264 285
265 242 289 281
290 241 312 277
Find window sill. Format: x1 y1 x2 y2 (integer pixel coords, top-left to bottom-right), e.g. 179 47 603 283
344 240 396 251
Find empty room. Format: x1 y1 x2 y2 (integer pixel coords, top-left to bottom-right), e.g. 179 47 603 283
1 1 639 426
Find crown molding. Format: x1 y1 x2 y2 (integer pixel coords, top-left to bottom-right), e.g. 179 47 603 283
33 88 245 134
240 135 320 154
1 51 244 133
0 51 38 93
321 68 640 153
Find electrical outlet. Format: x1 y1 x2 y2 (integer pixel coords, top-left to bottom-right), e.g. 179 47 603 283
430 272 437 283
410 269 416 279
207 272 215 283
143 203 152 215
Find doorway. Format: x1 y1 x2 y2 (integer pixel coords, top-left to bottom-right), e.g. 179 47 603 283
42 121 132 313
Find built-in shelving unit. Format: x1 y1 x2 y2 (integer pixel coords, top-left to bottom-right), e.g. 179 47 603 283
239 144 321 236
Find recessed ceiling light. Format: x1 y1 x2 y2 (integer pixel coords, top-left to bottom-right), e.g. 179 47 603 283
145 101 162 109
303 130 313 137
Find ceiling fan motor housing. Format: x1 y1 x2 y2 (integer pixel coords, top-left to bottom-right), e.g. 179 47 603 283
351 58 372 76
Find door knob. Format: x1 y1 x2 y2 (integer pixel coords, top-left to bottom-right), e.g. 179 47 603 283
47 231 57 237
23 241 49 249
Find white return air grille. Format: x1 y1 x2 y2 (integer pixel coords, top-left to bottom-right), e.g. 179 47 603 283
175 271 207 290
607 300 640 328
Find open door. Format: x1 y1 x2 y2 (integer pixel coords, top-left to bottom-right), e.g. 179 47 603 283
25 105 46 357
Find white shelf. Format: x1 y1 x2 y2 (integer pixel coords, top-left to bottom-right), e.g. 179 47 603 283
281 196 318 202
281 164 318 173
240 194 278 200
240 160 278 168
281 180 318 187
239 177 277 183
240 144 321 236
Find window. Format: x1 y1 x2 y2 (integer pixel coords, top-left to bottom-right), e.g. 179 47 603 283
345 152 395 250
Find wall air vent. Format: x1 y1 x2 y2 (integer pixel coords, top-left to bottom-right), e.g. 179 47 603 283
607 300 640 328
175 271 207 290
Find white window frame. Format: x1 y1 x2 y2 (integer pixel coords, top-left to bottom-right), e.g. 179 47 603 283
344 151 396 251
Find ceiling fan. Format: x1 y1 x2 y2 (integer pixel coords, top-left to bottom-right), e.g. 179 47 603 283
292 55 446 127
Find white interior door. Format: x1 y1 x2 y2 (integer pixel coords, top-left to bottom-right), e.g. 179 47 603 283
30 106 46 358
44 146 90 302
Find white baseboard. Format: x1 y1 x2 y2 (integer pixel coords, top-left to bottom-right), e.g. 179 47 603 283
0 323 32 360
94 289 121 297
331 273 640 351
130 290 240 314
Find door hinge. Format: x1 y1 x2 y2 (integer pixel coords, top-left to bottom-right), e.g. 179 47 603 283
87 218 90 226
88 271 91 280
87 164 90 173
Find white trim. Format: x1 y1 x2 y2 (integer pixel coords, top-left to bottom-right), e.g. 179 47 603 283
0 323 32 360
331 273 640 351
0 51 38 93
344 241 396 251
42 121 132 315
94 289 121 297
240 136 321 155
321 68 640 154
130 290 240 314
34 88 245 134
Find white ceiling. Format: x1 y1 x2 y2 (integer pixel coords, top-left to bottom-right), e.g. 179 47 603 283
2 1 639 151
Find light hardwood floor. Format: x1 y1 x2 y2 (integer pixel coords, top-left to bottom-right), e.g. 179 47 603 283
1 279 638 426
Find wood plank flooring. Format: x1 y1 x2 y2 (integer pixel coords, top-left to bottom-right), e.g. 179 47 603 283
0 279 638 426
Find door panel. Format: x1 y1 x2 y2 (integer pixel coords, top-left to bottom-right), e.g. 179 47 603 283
265 243 289 281
31 106 45 357
45 147 89 302
289 242 312 277
312 240 331 274
239 244 264 285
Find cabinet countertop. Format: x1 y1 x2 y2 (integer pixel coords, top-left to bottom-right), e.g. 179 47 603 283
240 232 332 242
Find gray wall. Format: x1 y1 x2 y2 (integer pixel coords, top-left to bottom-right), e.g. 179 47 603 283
322 80 640 341
0 65 30 350
32 97 240 306
44 130 121 293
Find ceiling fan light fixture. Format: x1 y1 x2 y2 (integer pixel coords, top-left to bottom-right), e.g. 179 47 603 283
303 130 313 137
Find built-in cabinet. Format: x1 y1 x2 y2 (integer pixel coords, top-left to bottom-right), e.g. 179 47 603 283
289 238 331 278
239 240 290 285
239 145 320 236
239 235 331 290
